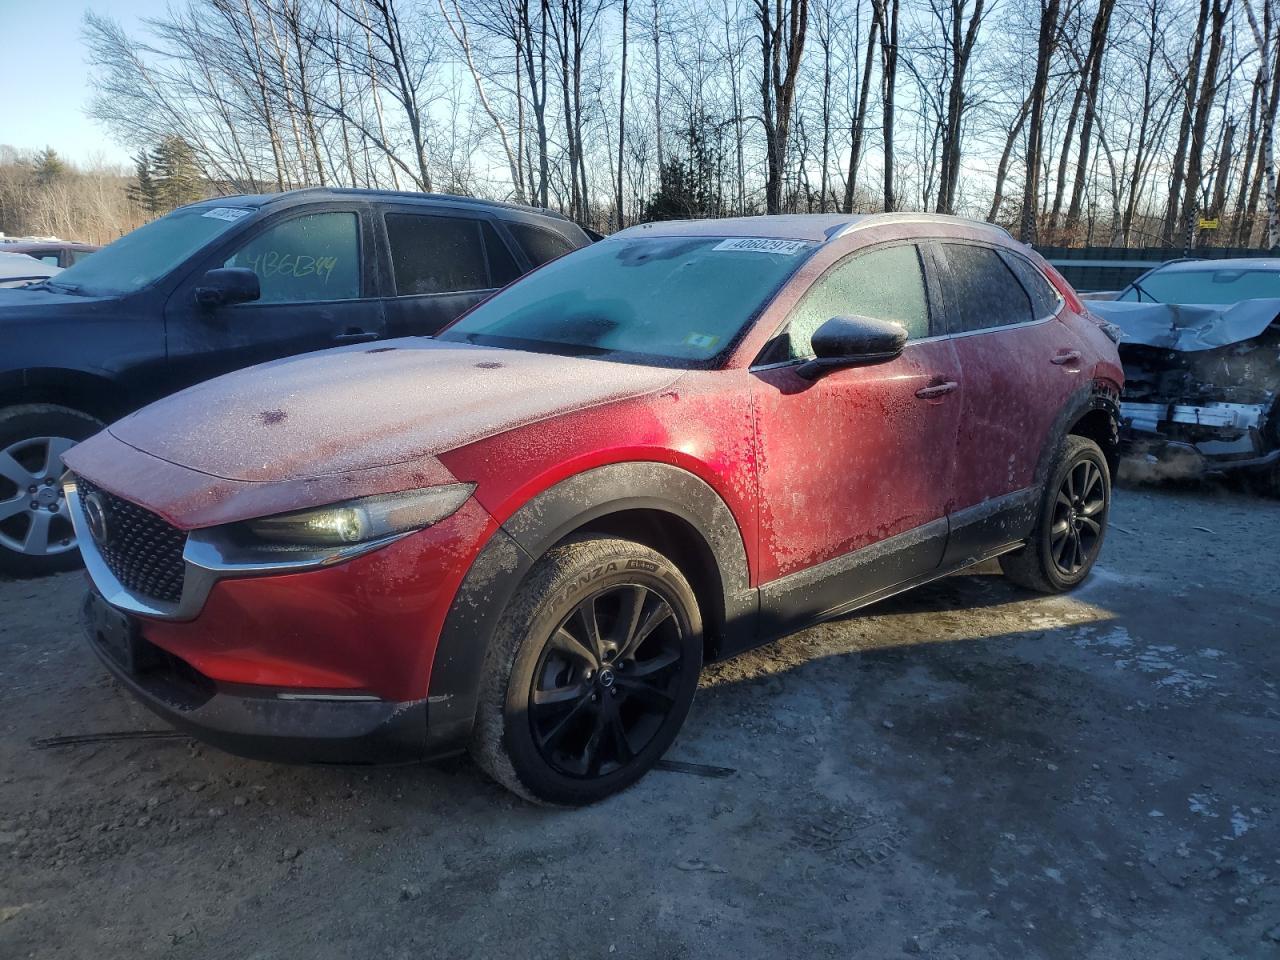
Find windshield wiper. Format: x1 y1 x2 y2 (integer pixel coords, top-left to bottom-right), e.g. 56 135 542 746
1129 279 1159 303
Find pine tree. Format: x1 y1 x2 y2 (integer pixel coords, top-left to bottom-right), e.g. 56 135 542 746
641 117 724 222
127 150 162 215
151 136 205 211
31 147 66 186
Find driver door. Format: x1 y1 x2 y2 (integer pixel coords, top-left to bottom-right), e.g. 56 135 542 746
751 241 963 629
160 204 385 395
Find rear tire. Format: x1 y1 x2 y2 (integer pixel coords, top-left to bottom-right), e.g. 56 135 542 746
1000 434 1111 594
0 404 103 578
469 537 703 805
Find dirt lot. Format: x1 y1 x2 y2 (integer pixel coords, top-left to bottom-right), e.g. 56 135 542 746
1 479 1278 959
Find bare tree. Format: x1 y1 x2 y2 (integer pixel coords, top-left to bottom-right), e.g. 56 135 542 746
756 0 810 214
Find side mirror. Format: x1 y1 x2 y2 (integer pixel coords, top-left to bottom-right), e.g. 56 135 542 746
797 315 908 381
194 267 260 308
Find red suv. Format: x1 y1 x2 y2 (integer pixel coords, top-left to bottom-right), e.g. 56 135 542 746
63 214 1122 804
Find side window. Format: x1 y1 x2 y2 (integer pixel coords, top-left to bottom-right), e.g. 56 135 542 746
37 254 59 266
483 222 522 286
940 243 1034 333
224 211 360 304
1000 249 1062 319
785 244 931 359
386 214 517 295
508 221 575 267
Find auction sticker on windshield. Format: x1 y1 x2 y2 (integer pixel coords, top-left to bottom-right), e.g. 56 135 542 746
201 207 252 222
713 237 811 255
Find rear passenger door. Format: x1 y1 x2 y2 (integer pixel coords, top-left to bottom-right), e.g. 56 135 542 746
931 240 1085 562
379 210 522 338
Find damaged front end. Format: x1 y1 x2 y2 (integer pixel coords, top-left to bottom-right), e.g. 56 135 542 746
1088 299 1280 483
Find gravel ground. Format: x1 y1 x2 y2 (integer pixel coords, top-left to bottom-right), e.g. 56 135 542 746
1 479 1278 959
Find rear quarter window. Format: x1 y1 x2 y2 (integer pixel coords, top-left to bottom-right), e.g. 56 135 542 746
508 221 577 266
1000 250 1063 319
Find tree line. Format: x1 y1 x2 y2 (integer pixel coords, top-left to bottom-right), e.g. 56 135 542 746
71 0 1280 249
0 147 144 245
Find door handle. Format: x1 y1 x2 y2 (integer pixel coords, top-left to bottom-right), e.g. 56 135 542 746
915 380 958 400
335 329 379 344
1051 350 1082 365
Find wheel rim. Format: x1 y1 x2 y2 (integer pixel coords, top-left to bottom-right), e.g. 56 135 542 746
528 583 687 779
1049 458 1107 577
0 436 78 558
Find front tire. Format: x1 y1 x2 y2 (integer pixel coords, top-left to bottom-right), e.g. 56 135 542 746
1000 434 1111 593
469 537 703 805
0 404 103 578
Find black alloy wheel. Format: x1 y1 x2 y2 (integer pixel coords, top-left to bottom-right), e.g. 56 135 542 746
469 537 702 805
1000 434 1112 594
1049 457 1107 577
529 584 685 779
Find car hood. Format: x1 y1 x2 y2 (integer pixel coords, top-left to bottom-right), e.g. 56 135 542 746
106 338 682 482
1089 298 1280 352
0 286 117 312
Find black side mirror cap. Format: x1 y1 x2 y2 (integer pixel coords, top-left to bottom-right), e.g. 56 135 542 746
796 315 909 380
194 267 260 308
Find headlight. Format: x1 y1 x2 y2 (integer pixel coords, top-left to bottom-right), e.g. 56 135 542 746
245 484 476 547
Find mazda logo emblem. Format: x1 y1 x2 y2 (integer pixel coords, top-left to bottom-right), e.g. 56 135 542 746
83 492 110 546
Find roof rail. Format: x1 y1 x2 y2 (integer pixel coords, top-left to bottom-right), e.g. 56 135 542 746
257 186 572 222
833 212 1013 240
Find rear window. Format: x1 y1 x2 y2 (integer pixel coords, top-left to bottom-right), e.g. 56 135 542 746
386 214 519 294
940 243 1034 332
508 221 576 266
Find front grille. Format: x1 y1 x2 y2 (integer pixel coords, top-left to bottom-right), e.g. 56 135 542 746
77 477 187 604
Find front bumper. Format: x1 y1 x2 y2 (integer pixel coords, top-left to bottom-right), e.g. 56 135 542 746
81 590 460 764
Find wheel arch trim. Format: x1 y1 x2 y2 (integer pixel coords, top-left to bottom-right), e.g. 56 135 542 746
426 461 755 751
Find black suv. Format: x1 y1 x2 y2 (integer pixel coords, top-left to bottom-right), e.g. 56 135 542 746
0 188 591 575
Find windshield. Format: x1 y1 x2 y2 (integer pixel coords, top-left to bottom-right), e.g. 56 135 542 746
39 204 252 297
438 235 816 366
1120 266 1280 305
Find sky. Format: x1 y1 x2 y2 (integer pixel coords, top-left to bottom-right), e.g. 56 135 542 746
0 0 145 166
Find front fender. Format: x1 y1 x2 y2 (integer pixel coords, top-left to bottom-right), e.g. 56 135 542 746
426 461 754 750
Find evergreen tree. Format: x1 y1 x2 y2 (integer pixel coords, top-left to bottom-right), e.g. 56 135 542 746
31 147 66 186
151 136 204 210
641 117 724 222
127 150 162 215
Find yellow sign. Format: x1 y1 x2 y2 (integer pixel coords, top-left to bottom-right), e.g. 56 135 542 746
1198 217 1220 230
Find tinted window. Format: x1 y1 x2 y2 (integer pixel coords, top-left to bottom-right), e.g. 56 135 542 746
441 236 815 366
225 211 359 304
785 244 930 359
36 254 59 266
483 222 521 286
508 221 575 266
386 214 512 295
941 243 1033 332
1000 250 1061 318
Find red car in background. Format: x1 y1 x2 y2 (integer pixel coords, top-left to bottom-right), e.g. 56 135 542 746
63 213 1123 805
